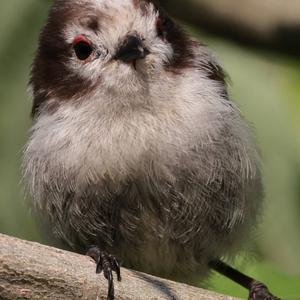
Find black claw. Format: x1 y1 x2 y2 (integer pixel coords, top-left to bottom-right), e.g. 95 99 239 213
86 246 122 300
209 260 281 300
249 281 282 300
109 254 122 281
86 245 101 263
106 269 114 300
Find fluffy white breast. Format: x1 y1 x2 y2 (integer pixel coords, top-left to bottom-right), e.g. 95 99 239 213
24 64 258 210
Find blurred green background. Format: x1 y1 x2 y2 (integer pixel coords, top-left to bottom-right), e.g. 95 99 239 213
0 1 299 299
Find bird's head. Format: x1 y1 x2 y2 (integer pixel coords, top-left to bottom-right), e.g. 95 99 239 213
30 0 194 116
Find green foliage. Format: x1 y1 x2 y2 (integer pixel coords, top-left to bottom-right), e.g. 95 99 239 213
0 2 299 299
0 0 51 242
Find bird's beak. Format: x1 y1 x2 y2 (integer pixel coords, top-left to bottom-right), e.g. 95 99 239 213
114 35 150 63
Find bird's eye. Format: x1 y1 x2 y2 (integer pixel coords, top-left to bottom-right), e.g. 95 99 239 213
73 35 93 61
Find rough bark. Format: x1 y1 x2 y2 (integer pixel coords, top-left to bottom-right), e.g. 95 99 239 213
0 233 240 300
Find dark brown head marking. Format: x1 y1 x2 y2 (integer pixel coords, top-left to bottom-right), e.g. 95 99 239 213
132 0 195 71
155 6 195 71
206 61 227 84
30 1 100 117
30 0 227 117
138 0 227 85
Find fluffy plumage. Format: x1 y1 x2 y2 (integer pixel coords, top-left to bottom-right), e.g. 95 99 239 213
23 0 262 283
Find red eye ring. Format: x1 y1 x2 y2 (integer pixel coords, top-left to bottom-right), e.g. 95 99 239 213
72 35 93 61
73 35 92 47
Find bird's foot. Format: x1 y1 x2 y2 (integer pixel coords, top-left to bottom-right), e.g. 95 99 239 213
86 246 121 300
249 281 281 300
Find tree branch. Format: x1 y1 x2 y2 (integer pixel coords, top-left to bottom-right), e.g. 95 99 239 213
0 233 239 300
161 0 300 55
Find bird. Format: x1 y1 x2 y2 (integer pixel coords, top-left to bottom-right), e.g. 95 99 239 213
23 0 280 299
